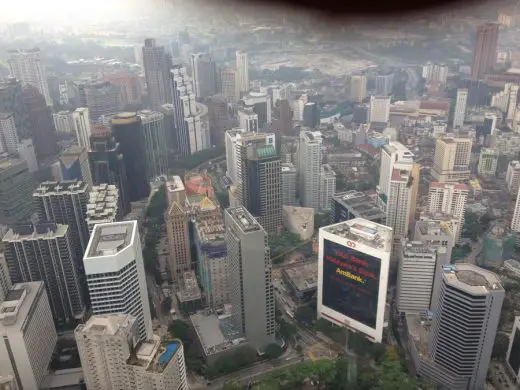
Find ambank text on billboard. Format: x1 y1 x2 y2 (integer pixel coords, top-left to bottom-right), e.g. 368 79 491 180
322 238 381 329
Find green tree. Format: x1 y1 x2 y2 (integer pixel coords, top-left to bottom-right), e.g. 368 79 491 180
169 320 191 343
279 322 298 342
161 296 172 314
314 211 332 230
295 305 316 326
265 343 284 359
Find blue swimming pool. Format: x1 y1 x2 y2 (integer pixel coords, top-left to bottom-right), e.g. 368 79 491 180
158 342 179 364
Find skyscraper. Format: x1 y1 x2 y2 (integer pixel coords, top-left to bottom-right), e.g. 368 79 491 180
281 162 297 206
225 128 246 184
368 96 391 124
8 49 52 106
386 166 414 239
72 107 92 150
220 67 239 103
76 314 188 390
238 108 258 132
111 113 150 201
0 113 18 154
0 156 35 226
59 145 93 189
303 102 320 128
396 240 437 314
21 86 57 159
104 72 143 108
375 74 394 96
89 125 130 215
83 221 153 340
190 53 218 100
165 201 191 282
236 132 282 234
225 207 275 351
299 130 323 209
53 110 74 133
236 51 249 95
452 88 468 128
33 181 90 265
3 223 86 326
0 78 31 140
431 135 472 182
427 182 468 242
170 65 208 155
350 75 367 102
206 95 231 146
243 90 271 127
319 164 336 211
0 282 56 390
471 23 500 80
426 264 504 389
142 38 172 108
477 147 499 176
84 81 121 124
137 110 168 179
86 184 121 233
507 160 520 196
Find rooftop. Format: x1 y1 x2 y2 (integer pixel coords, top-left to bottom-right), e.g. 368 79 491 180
281 162 296 173
34 180 88 196
177 271 202 303
127 337 182 373
332 191 386 221
86 184 120 228
405 312 432 357
80 314 135 336
322 218 393 252
283 206 314 231
166 176 185 193
443 263 503 294
3 223 68 241
86 221 135 258
283 261 318 292
227 206 263 233
430 182 468 191
190 313 245 356
0 282 44 329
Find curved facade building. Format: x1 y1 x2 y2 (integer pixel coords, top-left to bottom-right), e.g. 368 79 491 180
111 113 150 201
138 110 168 180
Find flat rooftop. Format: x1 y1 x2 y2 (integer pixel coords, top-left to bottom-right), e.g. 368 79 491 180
34 180 88 196
128 337 182 373
443 263 503 294
86 221 135 258
190 313 245 356
0 282 43 329
3 223 67 241
283 261 318 293
405 313 431 358
166 176 185 193
322 218 393 252
281 162 296 173
227 207 263 233
332 191 386 221
86 184 119 226
177 271 202 303
80 314 135 336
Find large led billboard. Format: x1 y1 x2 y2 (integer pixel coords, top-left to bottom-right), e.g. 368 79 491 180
321 238 382 329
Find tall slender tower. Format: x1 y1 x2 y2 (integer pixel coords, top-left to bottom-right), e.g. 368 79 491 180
236 51 249 95
427 182 468 242
142 38 172 108
471 23 500 80
137 110 168 180
299 130 323 209
8 49 52 106
165 201 191 282
452 88 468 128
83 221 153 341
72 107 91 150
190 53 218 100
225 207 275 351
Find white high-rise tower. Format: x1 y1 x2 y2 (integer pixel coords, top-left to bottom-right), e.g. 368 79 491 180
452 88 468 128
236 51 249 95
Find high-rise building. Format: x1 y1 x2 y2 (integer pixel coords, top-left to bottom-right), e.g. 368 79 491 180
111 113 150 201
0 156 36 226
0 282 56 390
86 184 121 233
53 110 74 133
299 130 323 209
303 102 320 128
104 72 143 108
396 240 437 314
3 223 86 325
281 162 297 206
243 90 271 127
84 82 121 124
235 132 282 234
170 66 209 155
59 145 93 189
137 110 168 179
272 99 293 137
33 180 89 264
158 103 177 152
471 23 500 80
72 107 92 150
0 113 19 153
0 250 12 303
190 53 218 100
83 221 153 340
16 138 38 173
238 108 258 132
21 86 57 159
220 67 239 103
377 141 414 212
422 264 504 389
506 316 520 383
427 182 468 242
368 96 391 124
89 126 130 215
225 207 275 350
319 164 336 211
350 75 367 102
386 166 414 239
507 84 519 122
76 314 187 390
142 38 172 108
422 63 449 84
511 190 520 235
431 135 472 182
225 128 246 184
0 78 31 140
206 95 231 146
165 201 191 282
318 218 393 343
507 160 520 196
477 147 499 176
236 51 249 95
452 88 468 128
375 74 394 96
8 49 52 106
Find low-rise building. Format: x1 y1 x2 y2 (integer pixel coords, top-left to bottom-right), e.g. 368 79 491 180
282 261 318 304
176 271 202 314
331 190 385 224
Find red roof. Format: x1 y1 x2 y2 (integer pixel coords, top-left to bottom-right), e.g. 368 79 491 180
357 143 379 157
420 100 450 111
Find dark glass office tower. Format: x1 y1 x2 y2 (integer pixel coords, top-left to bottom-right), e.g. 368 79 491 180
89 125 131 215
111 113 150 201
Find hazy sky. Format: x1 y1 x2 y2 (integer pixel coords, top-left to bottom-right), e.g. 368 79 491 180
1 0 152 23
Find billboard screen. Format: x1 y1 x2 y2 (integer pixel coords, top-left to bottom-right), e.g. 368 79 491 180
322 239 381 329
508 327 520 374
